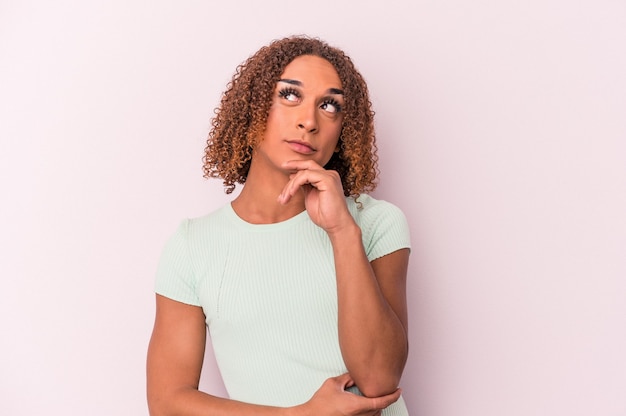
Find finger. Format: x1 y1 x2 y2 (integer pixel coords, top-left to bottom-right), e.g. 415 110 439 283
333 373 355 389
277 174 305 204
277 175 305 204
293 168 339 191
367 388 402 410
278 170 327 204
282 159 324 171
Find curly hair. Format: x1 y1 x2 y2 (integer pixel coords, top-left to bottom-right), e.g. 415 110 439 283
203 35 379 196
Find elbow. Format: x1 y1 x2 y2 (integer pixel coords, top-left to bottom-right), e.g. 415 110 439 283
355 372 403 398
344 336 408 397
352 351 408 397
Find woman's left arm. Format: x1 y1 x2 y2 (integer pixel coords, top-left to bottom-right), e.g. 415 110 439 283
279 160 409 398
330 225 409 398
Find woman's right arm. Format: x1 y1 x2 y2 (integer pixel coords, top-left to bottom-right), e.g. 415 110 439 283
147 294 290 415
146 294 401 416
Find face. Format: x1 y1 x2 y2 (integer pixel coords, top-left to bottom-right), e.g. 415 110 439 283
254 55 345 172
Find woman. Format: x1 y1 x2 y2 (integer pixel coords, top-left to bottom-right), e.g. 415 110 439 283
147 36 411 415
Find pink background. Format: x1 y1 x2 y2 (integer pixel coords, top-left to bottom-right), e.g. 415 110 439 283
1 1 625 415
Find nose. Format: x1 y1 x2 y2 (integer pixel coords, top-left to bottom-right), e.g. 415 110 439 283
296 103 318 133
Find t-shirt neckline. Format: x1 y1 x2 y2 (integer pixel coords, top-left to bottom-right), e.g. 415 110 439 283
225 202 311 231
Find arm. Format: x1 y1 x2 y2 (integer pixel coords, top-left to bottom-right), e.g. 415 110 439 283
147 295 401 415
278 161 410 397
147 294 289 416
331 228 409 397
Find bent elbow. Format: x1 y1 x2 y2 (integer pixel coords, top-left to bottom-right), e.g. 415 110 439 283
357 374 402 398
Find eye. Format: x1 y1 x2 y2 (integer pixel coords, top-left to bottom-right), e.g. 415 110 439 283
320 99 342 114
278 88 301 102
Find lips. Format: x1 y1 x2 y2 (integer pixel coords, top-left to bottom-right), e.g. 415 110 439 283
286 139 316 155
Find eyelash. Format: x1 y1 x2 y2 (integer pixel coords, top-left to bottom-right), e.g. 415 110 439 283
278 88 342 113
322 98 342 113
278 88 300 100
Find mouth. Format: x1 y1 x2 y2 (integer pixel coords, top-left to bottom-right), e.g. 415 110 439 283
285 139 316 155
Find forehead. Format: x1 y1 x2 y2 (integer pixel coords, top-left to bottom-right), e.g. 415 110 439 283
279 55 342 88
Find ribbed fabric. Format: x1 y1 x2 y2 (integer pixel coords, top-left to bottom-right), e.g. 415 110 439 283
155 194 411 414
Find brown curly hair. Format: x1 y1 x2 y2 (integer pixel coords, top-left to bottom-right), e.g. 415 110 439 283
203 35 378 196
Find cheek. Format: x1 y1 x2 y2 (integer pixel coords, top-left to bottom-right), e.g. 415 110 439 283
264 109 278 131
325 125 343 155
262 111 287 142
266 101 286 123
331 121 343 144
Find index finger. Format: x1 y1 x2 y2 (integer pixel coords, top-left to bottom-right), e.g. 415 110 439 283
282 159 324 172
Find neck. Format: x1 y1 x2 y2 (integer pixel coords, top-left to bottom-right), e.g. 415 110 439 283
231 158 305 224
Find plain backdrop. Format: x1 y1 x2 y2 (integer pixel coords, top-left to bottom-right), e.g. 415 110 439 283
1 1 625 415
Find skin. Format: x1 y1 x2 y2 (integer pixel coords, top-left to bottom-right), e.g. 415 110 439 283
147 55 409 415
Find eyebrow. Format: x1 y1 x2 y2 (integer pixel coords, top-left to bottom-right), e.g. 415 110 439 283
278 78 344 95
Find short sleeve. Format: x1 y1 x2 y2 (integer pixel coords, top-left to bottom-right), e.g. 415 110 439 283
359 200 411 262
154 220 201 306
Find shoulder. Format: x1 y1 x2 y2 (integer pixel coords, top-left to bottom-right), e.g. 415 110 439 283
179 204 232 237
156 207 231 306
165 204 235 257
346 194 411 260
346 194 407 225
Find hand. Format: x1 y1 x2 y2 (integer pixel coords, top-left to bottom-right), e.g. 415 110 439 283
294 373 401 416
277 160 355 234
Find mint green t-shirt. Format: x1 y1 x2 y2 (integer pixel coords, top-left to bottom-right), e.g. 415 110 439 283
156 194 411 414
